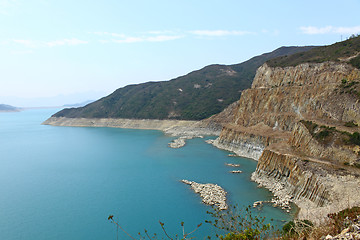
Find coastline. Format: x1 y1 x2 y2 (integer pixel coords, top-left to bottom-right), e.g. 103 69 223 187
42 116 305 221
42 117 221 137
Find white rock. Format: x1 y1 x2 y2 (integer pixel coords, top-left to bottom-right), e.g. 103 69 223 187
182 179 228 210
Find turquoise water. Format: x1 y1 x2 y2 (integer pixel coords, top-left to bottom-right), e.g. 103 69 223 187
0 109 294 239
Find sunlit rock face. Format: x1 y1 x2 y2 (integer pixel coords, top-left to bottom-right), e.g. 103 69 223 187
215 62 360 223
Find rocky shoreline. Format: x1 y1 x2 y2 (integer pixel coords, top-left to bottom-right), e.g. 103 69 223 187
182 179 228 210
251 172 292 211
42 117 220 136
44 117 300 213
44 115 356 224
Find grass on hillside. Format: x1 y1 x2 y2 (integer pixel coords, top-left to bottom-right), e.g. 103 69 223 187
267 35 360 69
300 120 360 147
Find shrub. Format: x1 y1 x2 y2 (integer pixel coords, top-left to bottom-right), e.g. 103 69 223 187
108 215 202 240
349 132 360 145
206 205 275 240
344 121 358 127
316 130 330 140
300 120 318 134
282 219 313 237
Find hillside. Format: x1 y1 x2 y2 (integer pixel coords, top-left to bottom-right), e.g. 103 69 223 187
51 46 314 120
267 35 360 69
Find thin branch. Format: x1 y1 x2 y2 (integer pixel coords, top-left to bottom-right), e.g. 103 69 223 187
144 229 152 240
159 221 173 240
182 222 185 238
184 223 202 238
111 219 137 240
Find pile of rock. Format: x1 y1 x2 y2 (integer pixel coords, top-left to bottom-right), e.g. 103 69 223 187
225 163 241 167
225 163 242 173
323 216 360 240
253 201 263 208
168 136 193 148
251 172 292 212
205 139 214 144
182 179 228 210
271 195 292 212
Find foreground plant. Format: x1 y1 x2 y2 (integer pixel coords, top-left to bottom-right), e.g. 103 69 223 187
108 215 202 240
281 219 313 239
205 205 275 239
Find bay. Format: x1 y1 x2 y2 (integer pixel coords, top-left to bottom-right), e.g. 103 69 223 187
0 108 294 239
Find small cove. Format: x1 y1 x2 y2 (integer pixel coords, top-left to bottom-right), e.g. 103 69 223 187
0 108 295 239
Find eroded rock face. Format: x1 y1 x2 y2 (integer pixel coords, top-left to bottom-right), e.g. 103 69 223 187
234 63 360 130
214 62 360 223
289 122 358 165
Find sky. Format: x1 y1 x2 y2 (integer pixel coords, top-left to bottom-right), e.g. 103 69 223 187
1 0 360 107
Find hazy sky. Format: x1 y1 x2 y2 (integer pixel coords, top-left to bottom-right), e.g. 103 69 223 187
1 0 360 106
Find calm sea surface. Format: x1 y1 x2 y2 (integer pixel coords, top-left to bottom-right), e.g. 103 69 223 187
0 108 295 239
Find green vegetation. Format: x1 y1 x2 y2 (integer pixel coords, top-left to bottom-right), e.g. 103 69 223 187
108 206 360 239
267 35 360 69
344 121 358 128
206 205 275 239
300 120 360 147
336 78 360 99
348 131 360 146
300 120 318 134
281 220 313 239
53 46 314 120
108 215 203 240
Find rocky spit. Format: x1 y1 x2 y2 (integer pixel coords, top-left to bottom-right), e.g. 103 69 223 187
228 154 237 157
225 163 241 167
205 139 215 144
253 201 263 208
181 179 228 210
168 137 190 148
229 170 243 173
168 135 206 148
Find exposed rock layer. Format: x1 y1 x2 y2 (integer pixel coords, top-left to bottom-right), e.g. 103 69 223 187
215 62 360 223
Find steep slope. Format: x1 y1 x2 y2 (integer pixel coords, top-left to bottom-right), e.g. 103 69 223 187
50 46 314 121
212 36 360 223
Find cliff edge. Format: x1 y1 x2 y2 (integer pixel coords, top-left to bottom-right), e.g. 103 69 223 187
213 52 360 223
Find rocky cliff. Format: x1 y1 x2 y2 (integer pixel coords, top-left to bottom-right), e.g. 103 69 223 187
214 60 360 223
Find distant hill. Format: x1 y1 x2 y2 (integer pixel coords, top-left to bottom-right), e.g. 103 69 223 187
0 104 19 112
52 46 314 120
63 100 95 108
267 35 360 69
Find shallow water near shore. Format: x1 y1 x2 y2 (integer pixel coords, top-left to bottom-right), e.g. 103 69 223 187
0 108 295 239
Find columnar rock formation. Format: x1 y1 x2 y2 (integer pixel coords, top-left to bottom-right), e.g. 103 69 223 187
214 62 360 223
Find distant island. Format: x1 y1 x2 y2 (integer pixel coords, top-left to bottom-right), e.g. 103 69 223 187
0 104 20 112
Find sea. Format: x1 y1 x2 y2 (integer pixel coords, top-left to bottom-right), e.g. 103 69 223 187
0 108 295 239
